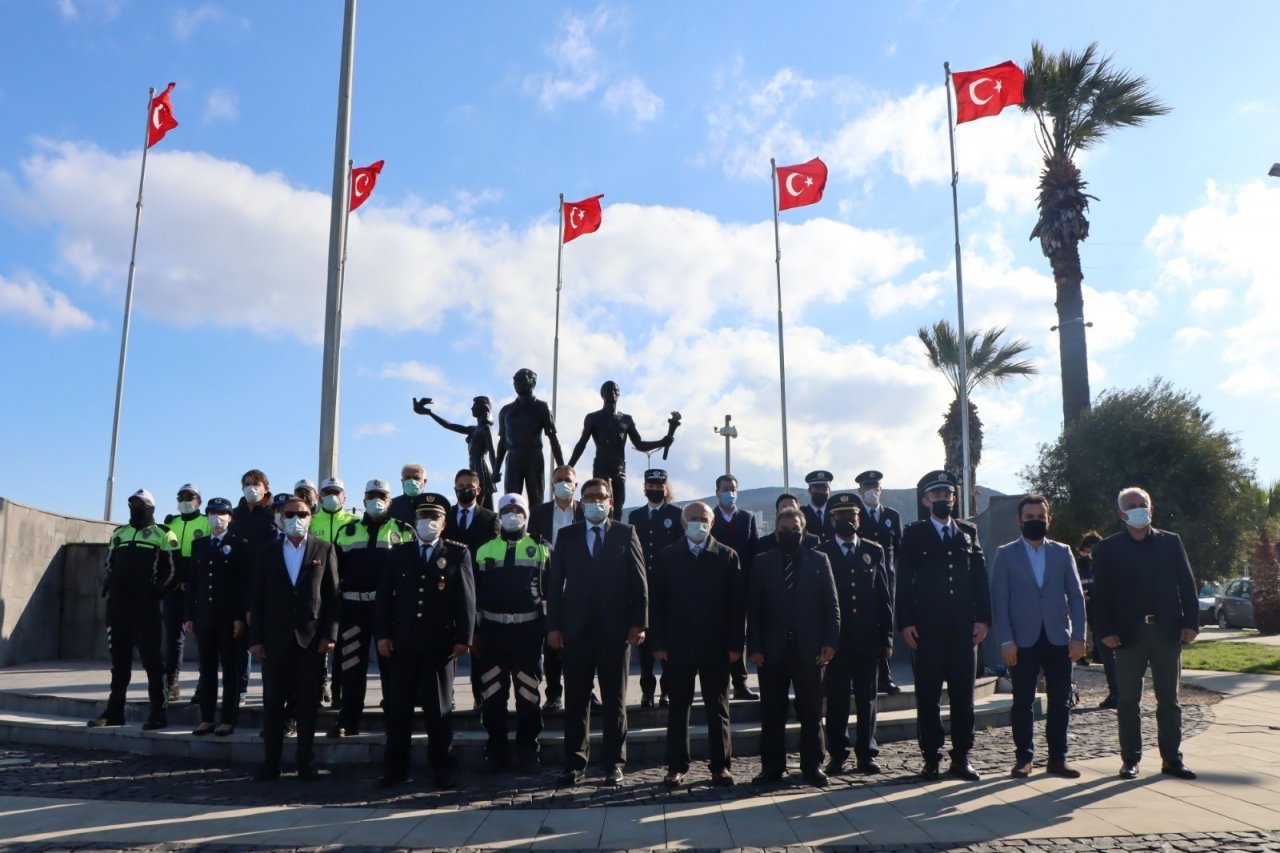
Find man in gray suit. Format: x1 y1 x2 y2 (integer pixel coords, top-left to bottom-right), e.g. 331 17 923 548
991 495 1086 779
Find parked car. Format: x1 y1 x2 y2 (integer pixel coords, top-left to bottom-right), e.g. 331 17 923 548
1215 578 1255 629
1198 582 1220 626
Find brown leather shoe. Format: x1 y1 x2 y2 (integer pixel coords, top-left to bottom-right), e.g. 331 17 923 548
1046 760 1081 779
1011 760 1034 778
711 769 735 786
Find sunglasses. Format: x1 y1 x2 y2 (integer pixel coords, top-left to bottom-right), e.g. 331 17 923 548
282 510 311 519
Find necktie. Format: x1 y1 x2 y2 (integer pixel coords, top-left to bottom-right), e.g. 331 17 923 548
783 556 795 590
591 526 603 558
942 525 952 544
421 544 431 565
844 543 856 562
460 508 470 530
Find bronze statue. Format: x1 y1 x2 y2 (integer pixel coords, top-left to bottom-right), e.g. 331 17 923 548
494 369 564 507
568 380 679 519
412 395 499 510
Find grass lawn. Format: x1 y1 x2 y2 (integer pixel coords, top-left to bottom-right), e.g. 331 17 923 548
1182 640 1280 674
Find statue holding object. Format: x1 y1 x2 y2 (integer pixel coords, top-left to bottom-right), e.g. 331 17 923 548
412 395 499 510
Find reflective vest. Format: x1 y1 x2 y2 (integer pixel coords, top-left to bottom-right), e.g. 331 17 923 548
163 512 211 558
105 523 180 596
334 515 414 592
313 508 358 543
475 534 550 616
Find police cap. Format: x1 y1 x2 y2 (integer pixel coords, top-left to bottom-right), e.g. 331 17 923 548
805 470 834 486
854 470 884 487
415 493 451 516
828 491 864 514
205 497 234 514
643 469 668 484
921 470 958 493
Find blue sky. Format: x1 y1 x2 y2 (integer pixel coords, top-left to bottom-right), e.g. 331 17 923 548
3 1 1278 522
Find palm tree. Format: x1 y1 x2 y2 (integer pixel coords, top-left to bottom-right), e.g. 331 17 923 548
1021 42 1169 428
918 321 1037 511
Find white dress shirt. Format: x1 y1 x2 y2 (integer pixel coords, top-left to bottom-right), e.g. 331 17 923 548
282 538 306 586
551 501 576 545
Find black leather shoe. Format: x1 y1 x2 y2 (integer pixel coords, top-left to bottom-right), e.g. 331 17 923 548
857 759 882 775
802 768 829 788
433 768 459 789
663 770 685 788
1011 761 1034 778
142 718 167 731
1047 760 1082 779
543 696 562 712
658 694 669 708
1161 762 1197 780
752 769 784 785
604 765 624 786
733 684 759 701
556 768 585 787
920 760 941 780
1098 696 1119 710
297 765 321 780
948 759 981 781
825 758 847 776
254 767 280 782
375 774 409 789
885 682 901 695
1119 762 1140 779
87 715 123 728
711 769 735 786
639 693 655 709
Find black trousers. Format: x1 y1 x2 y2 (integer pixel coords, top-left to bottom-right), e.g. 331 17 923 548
825 649 880 764
561 636 630 770
543 640 563 700
476 621 544 756
878 572 897 691
664 657 731 774
195 624 246 726
384 650 455 778
503 449 546 507
759 637 826 774
336 598 384 730
105 595 166 721
261 640 325 771
1011 627 1074 764
161 590 186 683
638 641 667 698
911 630 977 762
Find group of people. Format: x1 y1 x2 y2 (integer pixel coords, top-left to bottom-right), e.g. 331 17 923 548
91 459 1201 790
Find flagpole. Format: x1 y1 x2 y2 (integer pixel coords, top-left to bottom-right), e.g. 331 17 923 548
944 62 973 519
103 86 156 521
770 158 791 491
551 193 565 497
318 0 357 483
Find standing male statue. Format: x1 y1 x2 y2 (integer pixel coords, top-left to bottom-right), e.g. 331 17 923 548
568 381 676 519
494 369 564 507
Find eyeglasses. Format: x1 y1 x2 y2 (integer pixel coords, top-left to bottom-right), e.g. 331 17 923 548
282 510 311 519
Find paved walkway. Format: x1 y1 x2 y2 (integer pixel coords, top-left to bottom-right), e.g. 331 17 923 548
1 671 1278 849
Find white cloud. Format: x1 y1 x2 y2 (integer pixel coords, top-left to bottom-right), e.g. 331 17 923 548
56 0 123 22
603 77 663 125
354 422 397 439
1191 288 1232 313
202 89 239 124
0 272 96 333
172 4 246 41
1174 327 1210 346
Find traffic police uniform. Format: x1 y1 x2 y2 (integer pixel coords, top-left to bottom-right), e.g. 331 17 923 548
375 493 476 787
474 493 552 766
92 489 179 728
627 469 684 706
331 479 415 735
855 470 903 695
315 476 358 706
163 483 210 701
801 470 836 542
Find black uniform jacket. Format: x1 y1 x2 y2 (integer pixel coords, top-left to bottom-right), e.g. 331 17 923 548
376 538 475 661
896 518 991 637
818 538 893 654
801 505 836 542
249 535 340 652
546 519 647 645
628 503 685 569
445 504 499 558
1091 526 1198 645
859 505 903 571
748 546 840 663
649 536 745 664
756 530 820 558
185 532 251 631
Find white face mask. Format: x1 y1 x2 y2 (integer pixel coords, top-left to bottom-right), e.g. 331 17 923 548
283 515 309 537
364 498 389 517
500 513 526 533
583 501 609 523
862 490 880 508
553 481 575 501
207 513 230 533
685 521 711 544
243 485 264 505
1123 507 1151 529
321 494 343 513
416 518 443 542
178 500 198 515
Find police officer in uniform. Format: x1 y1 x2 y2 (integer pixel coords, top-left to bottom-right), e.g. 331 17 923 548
473 494 551 769
315 477 357 707
90 489 179 730
294 479 319 511
184 497 251 736
163 483 209 702
628 469 683 708
818 493 893 775
330 479 415 737
897 470 990 781
855 470 902 695
375 493 475 789
801 470 836 542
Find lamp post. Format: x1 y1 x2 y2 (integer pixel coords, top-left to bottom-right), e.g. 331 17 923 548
713 414 737 476
1269 163 1280 178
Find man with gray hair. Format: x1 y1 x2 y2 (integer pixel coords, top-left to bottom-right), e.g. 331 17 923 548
390 463 427 525
1091 486 1200 780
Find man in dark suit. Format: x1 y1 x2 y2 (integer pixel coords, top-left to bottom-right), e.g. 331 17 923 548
248 496 340 781
800 470 836 542
855 470 902 695
991 495 1087 779
651 501 745 788
528 464 584 711
447 468 498 710
898 470 990 782
1092 486 1199 781
628 468 684 708
374 493 475 788
755 493 820 556
749 507 839 787
711 473 759 700
546 477 647 787
819 493 893 776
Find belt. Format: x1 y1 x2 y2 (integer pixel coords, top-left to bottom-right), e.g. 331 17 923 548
480 609 540 625
1143 614 1157 624
342 591 377 602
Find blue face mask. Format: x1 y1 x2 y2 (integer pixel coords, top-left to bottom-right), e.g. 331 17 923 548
718 492 737 509
583 501 609 523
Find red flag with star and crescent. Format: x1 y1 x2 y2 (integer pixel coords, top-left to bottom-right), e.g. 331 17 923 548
776 158 828 210
349 160 384 212
951 61 1025 124
146 82 179 148
562 195 603 243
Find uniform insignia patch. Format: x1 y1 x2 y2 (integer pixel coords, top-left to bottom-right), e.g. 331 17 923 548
390 533 402 544
437 557 447 569
193 530 204 538
663 518 672 528
437 579 446 590
526 545 536 557
221 545 232 555
863 553 872 564
142 529 153 539
885 519 892 528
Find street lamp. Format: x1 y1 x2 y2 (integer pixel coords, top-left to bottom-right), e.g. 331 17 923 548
1050 317 1093 332
713 414 737 476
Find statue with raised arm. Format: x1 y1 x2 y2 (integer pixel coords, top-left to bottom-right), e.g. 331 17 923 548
412 395 499 510
568 380 677 519
494 369 564 507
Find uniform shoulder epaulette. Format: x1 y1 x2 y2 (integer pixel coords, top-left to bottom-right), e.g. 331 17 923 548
954 518 978 533
903 518 929 530
442 537 467 550
163 514 176 525
338 519 359 534
154 522 172 533
111 524 129 535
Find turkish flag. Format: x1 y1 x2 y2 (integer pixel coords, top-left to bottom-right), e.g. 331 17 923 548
146 82 179 148
776 157 827 210
562 194 603 243
349 160 384 211
952 61 1025 124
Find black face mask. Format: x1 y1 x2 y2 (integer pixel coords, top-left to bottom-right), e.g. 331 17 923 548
811 492 829 508
931 499 953 520
129 505 155 528
455 487 477 503
644 489 665 504
834 519 858 538
1021 519 1048 541
778 530 802 551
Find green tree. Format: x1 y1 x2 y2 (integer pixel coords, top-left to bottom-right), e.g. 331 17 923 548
1020 42 1170 428
1251 524 1280 635
1022 379 1257 582
918 321 1037 511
